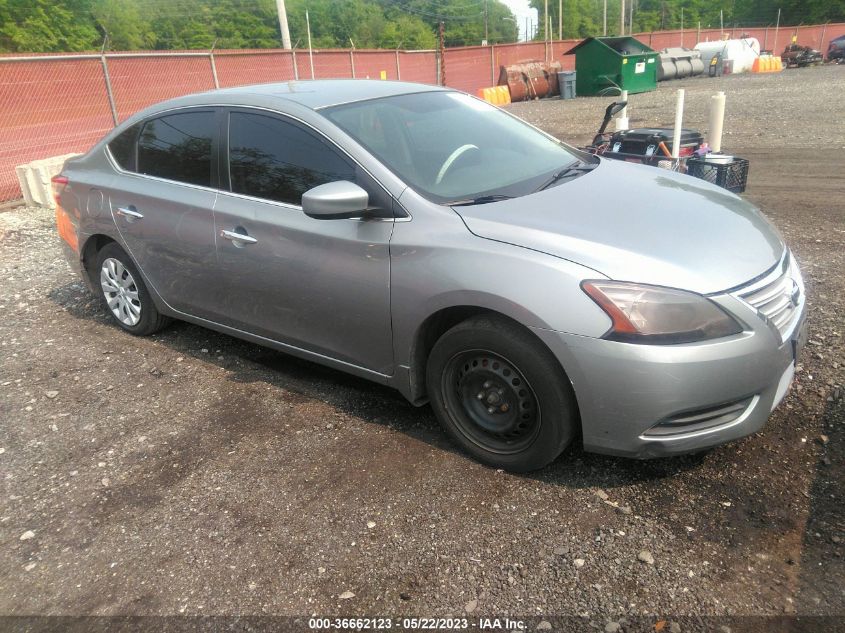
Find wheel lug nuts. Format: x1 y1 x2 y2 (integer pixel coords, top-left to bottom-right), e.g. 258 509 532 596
477 392 484 400
483 381 491 389
500 404 509 412
487 407 495 414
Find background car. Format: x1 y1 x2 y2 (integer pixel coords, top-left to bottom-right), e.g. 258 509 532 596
828 34 845 62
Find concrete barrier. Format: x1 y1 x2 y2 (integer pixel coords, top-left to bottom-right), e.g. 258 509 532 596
15 154 80 209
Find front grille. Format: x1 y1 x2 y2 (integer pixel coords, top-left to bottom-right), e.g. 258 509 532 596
735 255 801 342
643 397 755 437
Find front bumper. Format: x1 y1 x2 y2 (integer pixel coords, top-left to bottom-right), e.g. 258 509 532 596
531 274 808 459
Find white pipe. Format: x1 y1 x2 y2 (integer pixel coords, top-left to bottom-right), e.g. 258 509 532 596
671 88 685 159
709 91 726 153
615 89 629 131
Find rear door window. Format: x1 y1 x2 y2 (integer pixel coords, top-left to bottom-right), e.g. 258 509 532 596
227 111 355 205
137 111 215 187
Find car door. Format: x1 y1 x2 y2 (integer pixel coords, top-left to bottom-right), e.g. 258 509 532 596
212 108 394 375
106 108 223 320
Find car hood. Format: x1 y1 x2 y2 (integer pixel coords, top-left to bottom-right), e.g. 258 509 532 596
454 158 785 294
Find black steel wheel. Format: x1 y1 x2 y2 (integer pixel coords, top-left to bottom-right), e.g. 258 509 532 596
442 350 541 454
427 314 578 472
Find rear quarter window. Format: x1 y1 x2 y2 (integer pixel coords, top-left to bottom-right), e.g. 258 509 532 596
108 123 140 171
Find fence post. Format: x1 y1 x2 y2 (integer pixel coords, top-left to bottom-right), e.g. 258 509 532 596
292 49 299 80
490 45 495 86
209 49 220 89
395 49 401 80
100 53 119 126
764 25 769 50
350 49 356 78
438 21 445 86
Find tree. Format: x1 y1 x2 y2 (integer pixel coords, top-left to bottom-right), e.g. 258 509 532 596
91 0 155 49
0 0 99 51
1 0 841 53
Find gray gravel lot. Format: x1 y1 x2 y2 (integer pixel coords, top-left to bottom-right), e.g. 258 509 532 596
0 65 843 630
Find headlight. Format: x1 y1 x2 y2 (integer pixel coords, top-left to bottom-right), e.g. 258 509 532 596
581 280 743 344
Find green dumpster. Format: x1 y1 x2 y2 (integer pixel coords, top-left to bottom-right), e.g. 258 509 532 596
564 36 659 96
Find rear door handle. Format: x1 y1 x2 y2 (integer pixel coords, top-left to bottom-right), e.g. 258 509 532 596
220 229 258 245
116 207 144 220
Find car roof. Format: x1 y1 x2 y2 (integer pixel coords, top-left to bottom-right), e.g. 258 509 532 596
156 79 447 112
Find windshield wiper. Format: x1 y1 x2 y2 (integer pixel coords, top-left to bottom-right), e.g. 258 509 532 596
537 160 596 191
447 194 515 207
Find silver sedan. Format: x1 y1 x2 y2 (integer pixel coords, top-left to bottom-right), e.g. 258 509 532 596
53 80 807 471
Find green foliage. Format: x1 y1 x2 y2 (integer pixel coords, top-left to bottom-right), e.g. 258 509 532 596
388 0 518 46
530 0 845 40
0 0 100 51
0 0 515 52
2 0 842 53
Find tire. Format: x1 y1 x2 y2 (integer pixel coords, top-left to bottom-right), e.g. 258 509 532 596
95 242 170 336
426 314 577 472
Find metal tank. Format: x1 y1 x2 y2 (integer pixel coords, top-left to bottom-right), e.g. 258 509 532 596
657 47 706 81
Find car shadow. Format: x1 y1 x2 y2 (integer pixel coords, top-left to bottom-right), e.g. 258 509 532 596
48 281 707 488
793 394 844 612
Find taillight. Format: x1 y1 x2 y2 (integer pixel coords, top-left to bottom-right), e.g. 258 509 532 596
52 175 78 253
51 174 69 205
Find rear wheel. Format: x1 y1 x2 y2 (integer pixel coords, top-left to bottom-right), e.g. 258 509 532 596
426 314 577 472
95 243 170 336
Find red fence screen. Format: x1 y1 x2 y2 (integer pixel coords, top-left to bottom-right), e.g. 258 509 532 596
1 21 843 202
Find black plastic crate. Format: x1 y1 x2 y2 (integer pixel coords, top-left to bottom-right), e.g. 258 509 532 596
686 157 749 193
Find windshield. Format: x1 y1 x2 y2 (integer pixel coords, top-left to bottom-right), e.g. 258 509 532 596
322 91 583 203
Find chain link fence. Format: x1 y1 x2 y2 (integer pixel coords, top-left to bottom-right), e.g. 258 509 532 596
2 21 842 202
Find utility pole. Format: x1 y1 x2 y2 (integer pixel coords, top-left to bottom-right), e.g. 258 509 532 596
544 0 549 60
680 7 684 47
603 0 607 36
275 0 291 49
629 0 633 35
484 0 488 45
620 0 625 35
305 9 314 79
773 8 781 51
558 0 562 40
544 0 549 42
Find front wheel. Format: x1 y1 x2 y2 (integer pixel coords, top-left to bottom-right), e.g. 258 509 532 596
426 314 578 472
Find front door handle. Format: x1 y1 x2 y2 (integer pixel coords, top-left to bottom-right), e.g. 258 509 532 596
116 207 143 220
220 229 258 245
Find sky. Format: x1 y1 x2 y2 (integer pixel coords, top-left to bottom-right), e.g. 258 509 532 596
500 0 539 41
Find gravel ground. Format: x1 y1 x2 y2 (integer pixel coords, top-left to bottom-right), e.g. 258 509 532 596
0 66 843 631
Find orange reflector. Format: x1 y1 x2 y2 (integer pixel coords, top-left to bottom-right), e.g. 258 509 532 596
52 175 78 253
581 281 639 334
56 206 78 252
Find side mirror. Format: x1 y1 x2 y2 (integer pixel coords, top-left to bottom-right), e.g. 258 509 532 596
608 100 628 117
302 181 369 219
